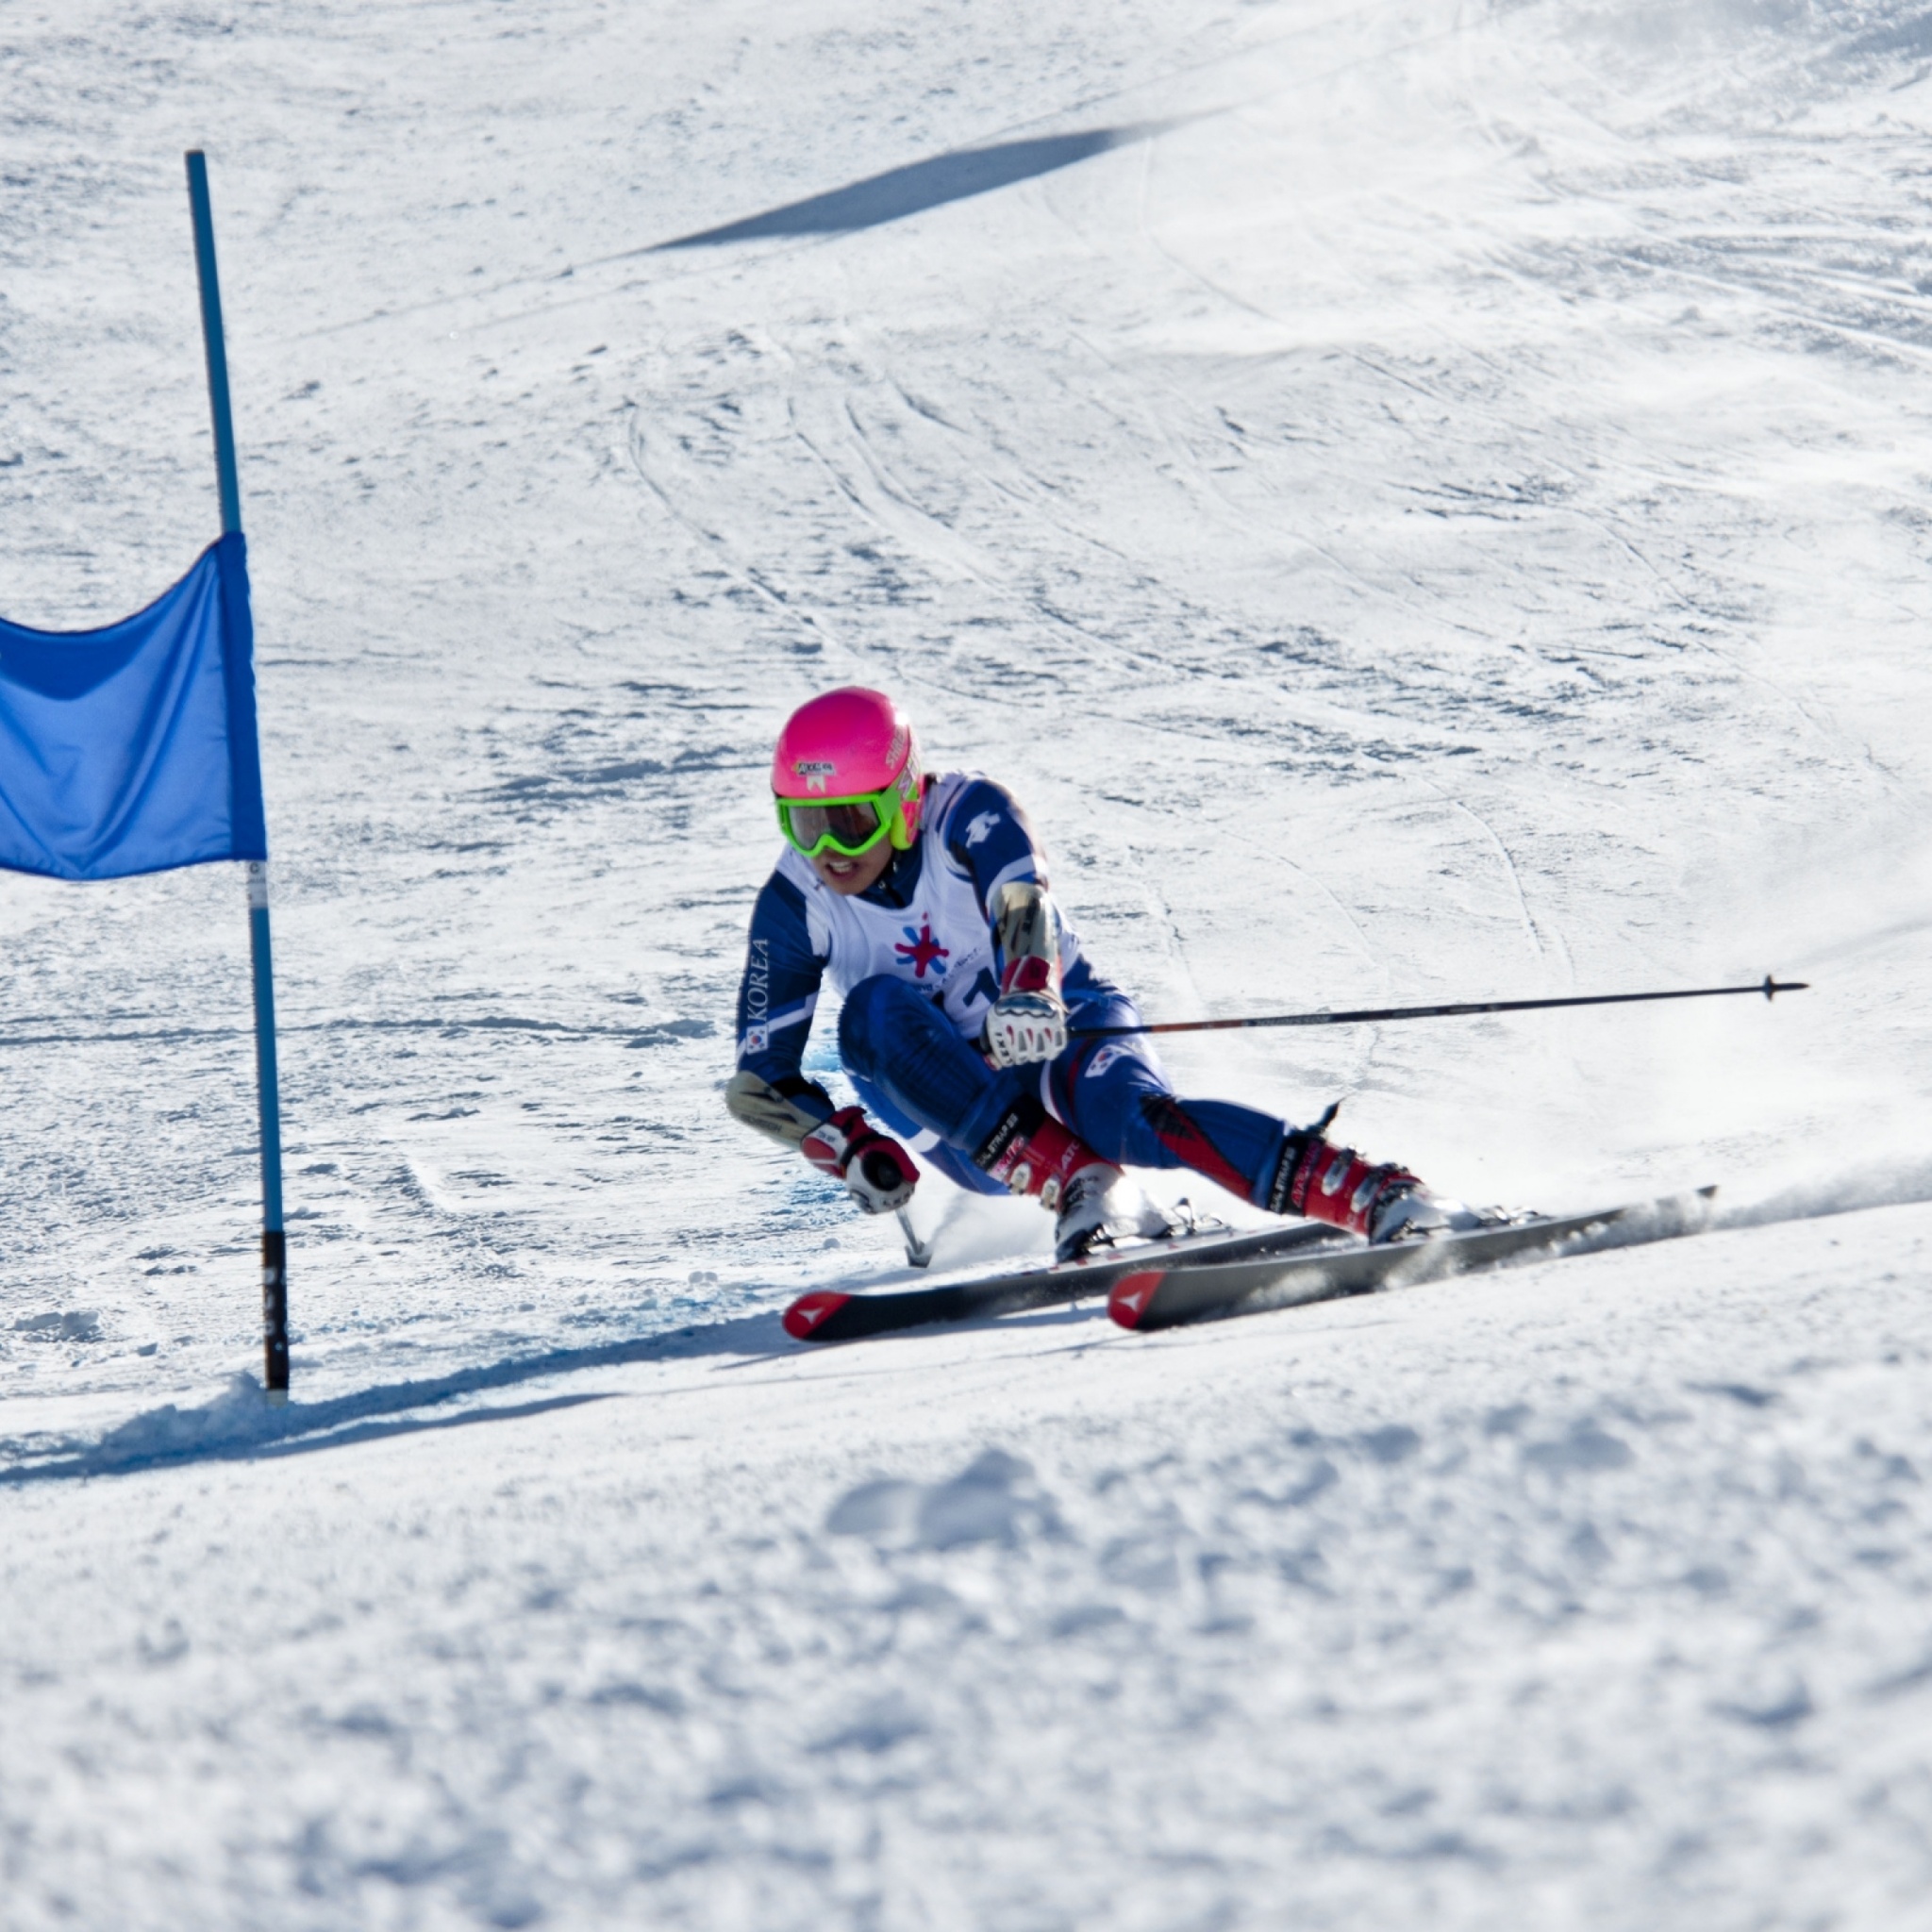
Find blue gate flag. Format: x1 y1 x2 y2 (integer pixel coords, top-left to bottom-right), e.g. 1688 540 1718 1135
0 532 267 881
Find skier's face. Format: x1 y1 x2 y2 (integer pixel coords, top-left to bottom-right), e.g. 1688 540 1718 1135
810 838 894 895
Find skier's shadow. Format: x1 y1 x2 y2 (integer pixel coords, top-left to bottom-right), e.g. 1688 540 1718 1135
0 1311 797 1487
3 1265 1174 1486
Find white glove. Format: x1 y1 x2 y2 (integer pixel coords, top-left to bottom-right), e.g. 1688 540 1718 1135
984 888 1069 1067
984 988 1069 1068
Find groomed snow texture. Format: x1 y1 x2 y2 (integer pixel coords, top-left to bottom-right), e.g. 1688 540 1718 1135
5 2 1932 1925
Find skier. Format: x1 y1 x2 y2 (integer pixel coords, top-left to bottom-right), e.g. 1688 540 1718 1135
726 686 1488 1261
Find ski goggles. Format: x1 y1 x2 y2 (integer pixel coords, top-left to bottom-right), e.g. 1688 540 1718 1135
775 789 905 859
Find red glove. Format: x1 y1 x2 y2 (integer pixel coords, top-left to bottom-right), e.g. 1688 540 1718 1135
800 1107 919 1214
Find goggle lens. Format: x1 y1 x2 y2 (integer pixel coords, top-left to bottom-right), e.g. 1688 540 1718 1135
779 794 892 858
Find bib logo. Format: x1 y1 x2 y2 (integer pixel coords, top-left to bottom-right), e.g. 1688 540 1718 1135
894 921 950 979
793 758 837 793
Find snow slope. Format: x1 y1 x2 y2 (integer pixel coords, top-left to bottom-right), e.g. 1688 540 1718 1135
4 0 1932 1924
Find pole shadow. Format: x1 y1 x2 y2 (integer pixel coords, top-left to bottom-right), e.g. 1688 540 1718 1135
230 1391 617 1463
658 124 1165 248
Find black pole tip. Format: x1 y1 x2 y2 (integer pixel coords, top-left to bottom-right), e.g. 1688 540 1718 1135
1762 975 1809 1000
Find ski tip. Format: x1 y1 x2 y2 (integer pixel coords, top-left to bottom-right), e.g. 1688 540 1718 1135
1107 1268 1167 1331
783 1291 851 1342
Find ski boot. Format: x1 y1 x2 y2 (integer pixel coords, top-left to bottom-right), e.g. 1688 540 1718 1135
1267 1127 1490 1244
974 1096 1173 1262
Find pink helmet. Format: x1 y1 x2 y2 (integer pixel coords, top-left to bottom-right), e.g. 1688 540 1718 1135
772 687 925 850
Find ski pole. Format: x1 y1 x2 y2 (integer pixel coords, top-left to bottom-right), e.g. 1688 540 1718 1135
1070 974 1808 1040
896 1207 936 1271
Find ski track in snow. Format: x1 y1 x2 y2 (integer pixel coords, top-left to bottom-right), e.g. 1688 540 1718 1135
5 0 1932 1924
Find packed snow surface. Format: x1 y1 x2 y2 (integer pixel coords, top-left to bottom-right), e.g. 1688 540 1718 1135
5 1 1932 1924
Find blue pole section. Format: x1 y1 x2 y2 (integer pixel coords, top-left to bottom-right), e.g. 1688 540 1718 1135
185 153 242 538
186 151 289 1395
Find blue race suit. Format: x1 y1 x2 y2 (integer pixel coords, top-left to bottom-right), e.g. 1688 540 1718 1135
733 772 1298 1204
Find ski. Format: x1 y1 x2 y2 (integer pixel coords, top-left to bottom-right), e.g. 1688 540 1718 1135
1107 1188 1720 1331
782 1218 1352 1344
